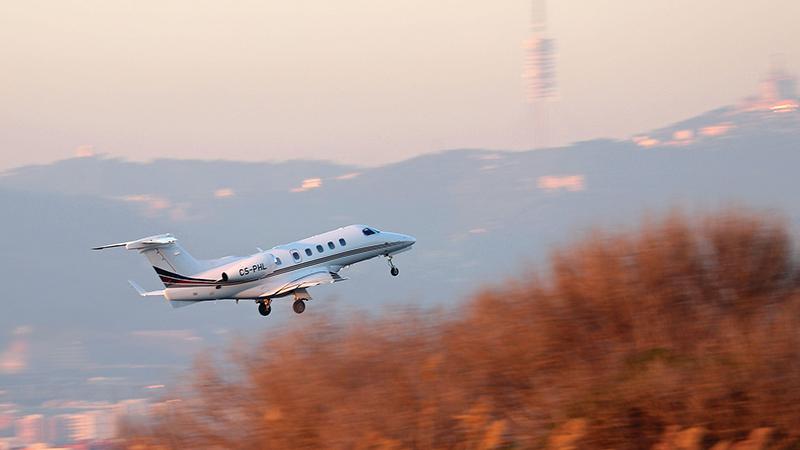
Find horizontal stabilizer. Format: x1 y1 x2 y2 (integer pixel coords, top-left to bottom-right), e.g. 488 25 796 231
128 280 165 297
93 234 176 251
91 242 127 250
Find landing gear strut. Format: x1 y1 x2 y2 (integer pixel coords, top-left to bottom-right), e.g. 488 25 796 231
387 255 399 276
258 300 271 317
292 300 306 314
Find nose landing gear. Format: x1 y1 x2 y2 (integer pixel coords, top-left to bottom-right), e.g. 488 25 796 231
386 255 400 276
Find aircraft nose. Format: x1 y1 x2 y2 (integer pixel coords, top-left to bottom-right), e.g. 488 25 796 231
384 232 415 249
400 233 416 246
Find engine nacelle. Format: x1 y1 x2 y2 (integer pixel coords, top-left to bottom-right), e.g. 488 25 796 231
219 253 276 283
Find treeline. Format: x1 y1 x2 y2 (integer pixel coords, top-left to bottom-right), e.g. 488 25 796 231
121 210 800 449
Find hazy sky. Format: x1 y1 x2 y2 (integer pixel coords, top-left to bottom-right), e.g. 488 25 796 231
1 0 798 170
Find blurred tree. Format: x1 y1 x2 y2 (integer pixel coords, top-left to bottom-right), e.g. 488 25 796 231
120 209 800 449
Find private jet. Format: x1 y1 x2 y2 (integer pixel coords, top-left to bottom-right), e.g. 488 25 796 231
93 225 415 317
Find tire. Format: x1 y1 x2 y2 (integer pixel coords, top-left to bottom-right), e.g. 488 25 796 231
293 300 306 314
258 303 271 316
391 267 399 276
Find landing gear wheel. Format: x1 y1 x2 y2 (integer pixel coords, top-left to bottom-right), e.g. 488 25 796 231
258 302 271 316
386 255 399 277
293 300 306 314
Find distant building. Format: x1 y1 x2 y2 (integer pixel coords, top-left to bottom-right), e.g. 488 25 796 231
0 412 12 437
45 415 72 445
21 444 70 450
740 60 799 113
89 410 115 440
113 398 148 422
762 65 797 101
15 414 44 446
633 62 799 148
64 413 97 442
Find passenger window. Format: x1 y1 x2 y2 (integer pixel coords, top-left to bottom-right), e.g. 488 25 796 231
275 257 282 265
305 248 312 256
339 238 346 246
328 241 335 250
316 244 324 253
292 251 301 261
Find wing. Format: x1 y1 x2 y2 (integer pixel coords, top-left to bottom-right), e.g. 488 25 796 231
264 271 347 297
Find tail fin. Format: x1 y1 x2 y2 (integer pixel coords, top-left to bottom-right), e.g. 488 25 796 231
94 234 203 286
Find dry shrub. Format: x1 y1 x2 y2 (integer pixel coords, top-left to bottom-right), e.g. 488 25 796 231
120 210 800 449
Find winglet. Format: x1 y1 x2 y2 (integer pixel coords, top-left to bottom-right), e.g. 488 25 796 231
128 280 165 297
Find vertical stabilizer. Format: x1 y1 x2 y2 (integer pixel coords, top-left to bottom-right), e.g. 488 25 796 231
93 234 204 285
139 241 202 277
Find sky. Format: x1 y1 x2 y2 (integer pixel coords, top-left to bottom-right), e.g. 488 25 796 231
1 0 798 170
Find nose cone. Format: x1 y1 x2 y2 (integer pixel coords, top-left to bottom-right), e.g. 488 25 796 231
386 232 416 250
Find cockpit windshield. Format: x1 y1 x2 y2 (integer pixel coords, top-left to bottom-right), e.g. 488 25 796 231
362 227 380 236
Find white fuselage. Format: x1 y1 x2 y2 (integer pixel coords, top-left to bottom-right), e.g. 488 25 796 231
162 225 415 301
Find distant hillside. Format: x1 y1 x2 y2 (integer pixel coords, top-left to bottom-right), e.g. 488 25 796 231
0 105 798 407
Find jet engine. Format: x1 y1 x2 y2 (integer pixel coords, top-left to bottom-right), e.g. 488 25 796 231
219 253 276 283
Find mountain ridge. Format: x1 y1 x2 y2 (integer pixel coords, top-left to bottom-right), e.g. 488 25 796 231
0 103 798 409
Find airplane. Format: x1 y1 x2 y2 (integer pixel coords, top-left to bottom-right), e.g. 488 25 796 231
93 225 415 317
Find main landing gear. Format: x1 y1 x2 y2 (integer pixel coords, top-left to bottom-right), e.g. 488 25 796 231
255 293 308 317
256 299 305 316
258 300 271 316
292 289 310 314
386 255 400 276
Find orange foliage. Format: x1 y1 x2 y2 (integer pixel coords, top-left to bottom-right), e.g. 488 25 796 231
120 210 800 449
